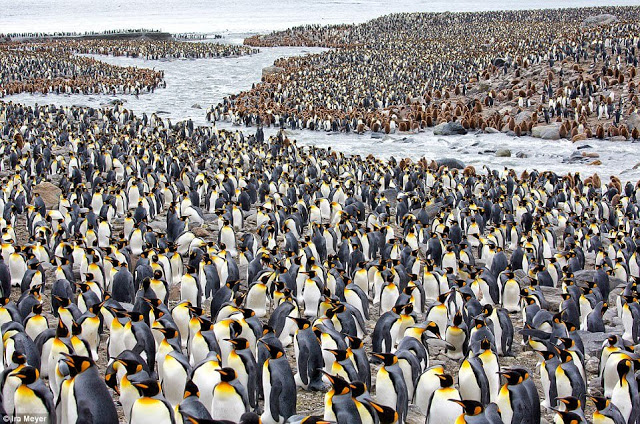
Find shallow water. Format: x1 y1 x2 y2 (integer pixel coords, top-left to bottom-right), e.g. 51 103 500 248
6 45 640 182
5 2 640 182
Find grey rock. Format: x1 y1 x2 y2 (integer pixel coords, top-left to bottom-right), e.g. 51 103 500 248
33 182 62 209
434 121 467 136
576 144 593 150
627 112 640 132
262 65 285 77
514 111 532 126
191 103 202 109
484 127 500 134
371 132 384 139
436 158 465 169
582 14 618 27
610 136 627 142
515 151 528 158
496 148 511 157
532 124 561 140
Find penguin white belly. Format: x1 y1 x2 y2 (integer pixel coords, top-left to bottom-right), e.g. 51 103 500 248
458 360 482 402
445 328 466 360
427 388 461 424
423 274 440 301
180 278 199 307
414 370 441 415
130 399 173 424
374 368 397 409
398 360 414 400
302 282 321 317
621 307 634 342
14 387 49 417
502 281 521 312
555 367 573 400
211 385 244 422
1 375 20 415
160 355 187 406
379 286 399 313
192 362 221 414
610 381 632 423
496 386 513 424
603 355 623 398
479 353 500 403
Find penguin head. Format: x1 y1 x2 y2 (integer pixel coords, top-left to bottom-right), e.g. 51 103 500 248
10 365 39 385
448 399 484 416
435 373 454 388
616 358 633 380
325 349 349 362
132 378 162 398
498 369 523 386
11 351 27 366
349 381 368 397
479 336 491 351
320 371 350 395
556 396 581 412
183 380 200 399
288 317 311 330
588 395 610 412
115 356 144 375
371 352 397 367
551 410 584 424
226 337 250 351
345 335 364 349
368 401 399 424
216 367 237 383
259 340 285 360
61 353 94 376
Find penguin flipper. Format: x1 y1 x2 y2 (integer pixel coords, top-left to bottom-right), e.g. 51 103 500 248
269 377 283 422
298 344 310 386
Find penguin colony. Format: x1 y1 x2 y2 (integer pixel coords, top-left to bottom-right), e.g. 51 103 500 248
0 97 640 424
0 37 256 97
209 6 640 141
24 38 258 61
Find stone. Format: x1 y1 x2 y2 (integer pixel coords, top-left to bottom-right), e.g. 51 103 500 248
436 158 465 169
572 134 587 142
531 124 561 140
634 163 640 170
610 136 627 142
582 152 599 158
515 151 528 158
433 121 467 136
484 127 500 134
262 66 285 77
191 103 202 109
192 226 212 238
495 148 511 157
576 144 592 150
514 111 532 126
32 182 61 209
582 14 618 27
627 112 640 132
